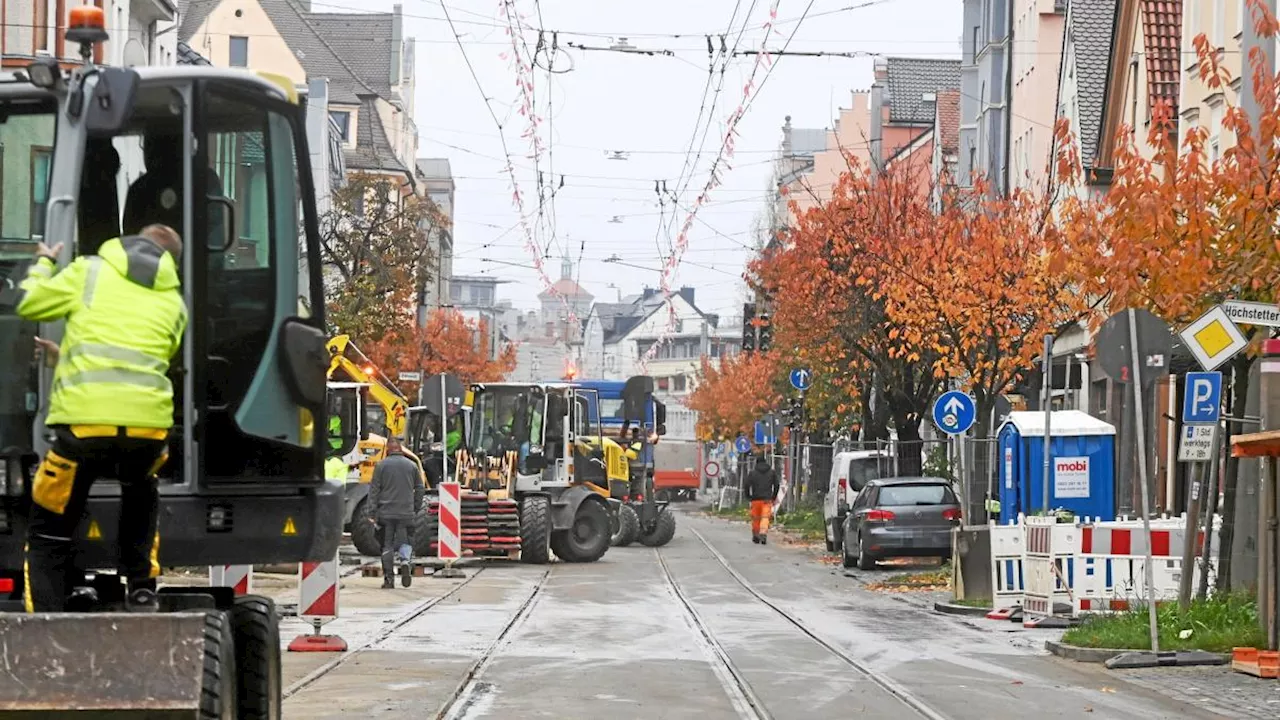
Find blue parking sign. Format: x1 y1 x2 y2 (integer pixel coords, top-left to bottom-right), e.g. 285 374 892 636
1182 371 1222 425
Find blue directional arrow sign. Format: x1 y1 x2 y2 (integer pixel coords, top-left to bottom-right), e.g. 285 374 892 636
735 436 752 454
932 391 976 436
1182 371 1223 425
789 367 813 392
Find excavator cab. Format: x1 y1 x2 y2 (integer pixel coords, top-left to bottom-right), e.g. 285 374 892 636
0 9 337 716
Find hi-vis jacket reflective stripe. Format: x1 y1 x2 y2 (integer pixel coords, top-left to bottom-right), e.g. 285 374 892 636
18 237 187 429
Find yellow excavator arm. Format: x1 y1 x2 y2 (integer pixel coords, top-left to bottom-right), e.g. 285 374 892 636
326 334 409 437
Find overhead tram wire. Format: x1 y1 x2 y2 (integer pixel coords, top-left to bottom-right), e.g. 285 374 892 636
656 0 756 264
439 2 558 296
645 0 817 366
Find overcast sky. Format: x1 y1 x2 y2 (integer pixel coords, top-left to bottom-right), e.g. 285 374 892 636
350 0 963 318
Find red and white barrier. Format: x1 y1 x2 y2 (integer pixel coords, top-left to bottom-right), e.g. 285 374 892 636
986 514 1222 620
438 482 461 561
208 565 252 595
1020 517 1077 628
287 552 347 652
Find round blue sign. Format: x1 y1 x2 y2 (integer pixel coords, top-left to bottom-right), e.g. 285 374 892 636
789 368 812 391
734 436 751 454
932 391 976 435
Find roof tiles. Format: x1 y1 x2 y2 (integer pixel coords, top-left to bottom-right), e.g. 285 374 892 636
1141 0 1182 116
885 57 961 124
1068 0 1119 168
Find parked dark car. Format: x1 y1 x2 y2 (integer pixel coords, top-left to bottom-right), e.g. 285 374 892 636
841 477 961 570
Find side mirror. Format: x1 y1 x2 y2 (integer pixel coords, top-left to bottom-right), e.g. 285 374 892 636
208 196 236 252
657 423 667 437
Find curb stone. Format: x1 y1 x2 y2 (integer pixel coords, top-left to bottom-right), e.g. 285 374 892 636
1046 640 1230 666
933 600 992 617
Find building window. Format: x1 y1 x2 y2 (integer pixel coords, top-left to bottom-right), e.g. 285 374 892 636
30 148 52 238
229 36 249 67
673 375 687 392
330 111 351 141
35 0 50 52
657 377 670 391
450 285 462 302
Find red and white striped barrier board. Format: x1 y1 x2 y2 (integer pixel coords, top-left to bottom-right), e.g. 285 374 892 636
1080 526 1202 557
298 556 339 620
438 482 462 561
287 552 347 652
209 565 252 595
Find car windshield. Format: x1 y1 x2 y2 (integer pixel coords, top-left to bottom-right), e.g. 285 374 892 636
877 484 956 506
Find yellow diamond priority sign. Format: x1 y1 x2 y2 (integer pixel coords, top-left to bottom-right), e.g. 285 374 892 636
1180 305 1248 371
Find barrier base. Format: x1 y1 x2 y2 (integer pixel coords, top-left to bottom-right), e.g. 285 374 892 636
1023 615 1073 629
435 565 466 579
1232 648 1280 678
986 606 1022 622
287 634 348 652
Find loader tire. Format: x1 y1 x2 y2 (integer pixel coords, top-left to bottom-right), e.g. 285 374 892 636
412 507 438 556
611 504 640 547
551 500 611 563
202 610 237 720
232 595 281 720
638 507 677 548
351 500 382 557
519 495 551 564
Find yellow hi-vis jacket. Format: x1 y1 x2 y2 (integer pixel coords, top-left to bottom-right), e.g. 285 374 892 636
18 237 187 428
325 456 349 482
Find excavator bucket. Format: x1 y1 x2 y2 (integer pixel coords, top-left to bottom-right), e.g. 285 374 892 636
0 613 209 718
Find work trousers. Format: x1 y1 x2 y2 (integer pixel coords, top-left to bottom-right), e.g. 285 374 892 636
750 500 773 536
379 517 413 574
26 425 167 612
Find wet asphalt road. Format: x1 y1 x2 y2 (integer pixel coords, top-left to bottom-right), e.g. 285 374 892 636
279 508 1229 719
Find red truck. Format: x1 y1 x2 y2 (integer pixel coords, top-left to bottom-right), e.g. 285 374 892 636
654 439 702 501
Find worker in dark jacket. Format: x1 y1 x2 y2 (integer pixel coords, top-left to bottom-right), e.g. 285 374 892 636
744 456 780 544
367 438 424 588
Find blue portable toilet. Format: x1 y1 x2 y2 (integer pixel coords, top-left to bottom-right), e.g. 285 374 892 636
997 410 1117 521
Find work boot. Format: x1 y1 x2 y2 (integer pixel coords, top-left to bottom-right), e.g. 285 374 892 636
381 555 395 589
125 587 159 613
760 534 768 545
399 561 413 588
752 534 760 544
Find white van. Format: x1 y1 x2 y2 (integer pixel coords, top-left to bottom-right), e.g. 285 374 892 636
822 450 892 552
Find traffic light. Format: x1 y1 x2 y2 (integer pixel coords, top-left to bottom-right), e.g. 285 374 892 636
758 313 773 351
741 302 757 352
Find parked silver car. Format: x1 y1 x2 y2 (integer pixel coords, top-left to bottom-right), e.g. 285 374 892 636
841 477 961 570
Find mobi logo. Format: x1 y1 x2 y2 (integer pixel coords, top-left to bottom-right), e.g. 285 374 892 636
1056 460 1088 472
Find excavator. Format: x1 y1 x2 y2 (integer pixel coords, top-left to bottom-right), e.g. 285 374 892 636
325 334 429 556
0 7 337 717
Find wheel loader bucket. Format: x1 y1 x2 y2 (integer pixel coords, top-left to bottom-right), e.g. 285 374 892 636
0 613 208 718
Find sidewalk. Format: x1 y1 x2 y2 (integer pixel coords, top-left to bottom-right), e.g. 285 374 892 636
1115 666 1280 719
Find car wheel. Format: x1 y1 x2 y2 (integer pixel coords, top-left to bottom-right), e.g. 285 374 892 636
856 533 876 571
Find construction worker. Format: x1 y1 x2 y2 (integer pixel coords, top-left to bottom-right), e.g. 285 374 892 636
325 452 349 484
19 225 187 612
367 437 424 589
744 456 781 545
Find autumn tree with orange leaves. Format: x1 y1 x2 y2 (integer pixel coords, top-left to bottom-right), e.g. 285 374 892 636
878 179 1086 441
687 350 784 442
364 309 517 397
751 160 946 466
1057 0 1280 587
